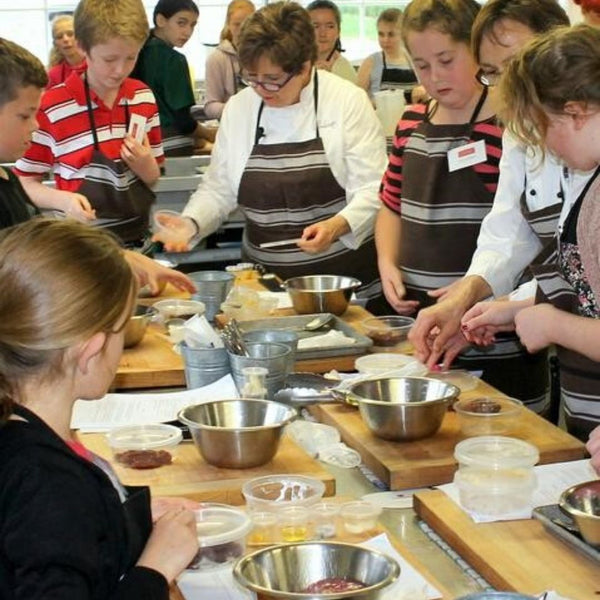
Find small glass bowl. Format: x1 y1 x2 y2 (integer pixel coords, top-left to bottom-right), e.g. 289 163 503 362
106 423 182 469
339 501 382 534
453 396 523 437
362 316 415 353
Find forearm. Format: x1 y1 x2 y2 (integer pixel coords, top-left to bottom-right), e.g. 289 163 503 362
375 205 402 270
132 160 160 187
551 312 600 362
18 176 72 211
443 275 493 313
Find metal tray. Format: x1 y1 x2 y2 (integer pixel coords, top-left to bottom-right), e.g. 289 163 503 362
532 504 600 563
236 313 373 360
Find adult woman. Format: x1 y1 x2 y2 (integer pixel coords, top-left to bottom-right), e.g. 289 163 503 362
574 0 600 27
0 219 198 598
204 0 256 120
307 0 357 84
47 14 86 88
155 2 387 310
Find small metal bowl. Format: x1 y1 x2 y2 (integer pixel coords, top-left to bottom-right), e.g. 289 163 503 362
283 275 361 316
178 399 296 469
345 376 459 441
559 479 600 546
123 305 157 348
233 541 399 599
455 593 536 600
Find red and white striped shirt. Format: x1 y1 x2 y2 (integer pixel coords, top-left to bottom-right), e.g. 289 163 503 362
14 72 164 192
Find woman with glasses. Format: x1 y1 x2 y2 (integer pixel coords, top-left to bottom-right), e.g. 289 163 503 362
307 0 357 84
154 1 387 311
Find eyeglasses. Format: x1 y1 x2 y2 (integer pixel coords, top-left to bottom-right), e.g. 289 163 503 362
240 71 295 92
476 68 501 87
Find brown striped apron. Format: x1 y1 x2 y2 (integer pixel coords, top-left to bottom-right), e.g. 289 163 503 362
237 71 382 306
161 124 195 157
400 90 548 409
78 74 156 245
532 167 600 440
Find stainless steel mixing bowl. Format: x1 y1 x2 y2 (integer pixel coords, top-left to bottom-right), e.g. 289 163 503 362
283 275 361 316
559 479 600 546
233 541 399 599
345 376 459 441
178 399 296 469
123 305 157 348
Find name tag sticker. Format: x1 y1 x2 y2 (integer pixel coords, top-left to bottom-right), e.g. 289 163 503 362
128 113 147 144
447 139 487 172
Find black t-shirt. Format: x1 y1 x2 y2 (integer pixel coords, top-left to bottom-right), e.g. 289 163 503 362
0 167 39 229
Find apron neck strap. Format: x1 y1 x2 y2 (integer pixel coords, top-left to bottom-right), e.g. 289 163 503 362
468 85 488 125
382 52 387 70
83 72 130 151
254 69 319 145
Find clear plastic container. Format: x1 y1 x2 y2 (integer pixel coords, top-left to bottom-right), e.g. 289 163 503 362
241 366 268 399
339 501 382 534
454 436 539 518
247 511 278 545
153 299 206 323
153 209 196 244
453 396 523 437
278 505 311 542
189 504 252 571
107 423 182 469
312 502 340 539
429 369 479 392
362 315 415 353
354 353 428 377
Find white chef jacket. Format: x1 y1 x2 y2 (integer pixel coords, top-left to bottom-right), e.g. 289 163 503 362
466 130 593 298
183 68 387 248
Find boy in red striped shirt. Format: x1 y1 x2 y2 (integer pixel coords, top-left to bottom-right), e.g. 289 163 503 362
14 0 165 245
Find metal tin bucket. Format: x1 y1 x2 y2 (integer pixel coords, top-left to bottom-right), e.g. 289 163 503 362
181 342 230 388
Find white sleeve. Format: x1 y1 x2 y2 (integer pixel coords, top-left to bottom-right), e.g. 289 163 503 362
466 131 542 297
334 87 387 249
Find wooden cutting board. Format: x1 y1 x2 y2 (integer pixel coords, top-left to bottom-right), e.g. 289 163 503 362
414 489 600 598
80 433 335 504
309 380 586 490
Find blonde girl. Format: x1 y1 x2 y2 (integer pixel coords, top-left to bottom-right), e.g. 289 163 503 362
204 0 256 119
47 14 86 88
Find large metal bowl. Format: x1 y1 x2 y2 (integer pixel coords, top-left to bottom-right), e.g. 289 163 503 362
123 305 157 348
345 377 459 441
233 541 399 599
559 479 600 546
283 275 361 316
177 399 296 469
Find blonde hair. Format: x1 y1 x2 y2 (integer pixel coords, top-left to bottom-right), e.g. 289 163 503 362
221 0 256 42
0 219 135 422
74 0 149 53
49 14 74 67
499 24 600 149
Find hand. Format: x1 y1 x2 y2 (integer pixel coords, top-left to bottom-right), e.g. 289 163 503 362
461 300 522 345
378 261 419 315
151 214 197 253
61 192 96 221
151 496 201 522
124 250 196 294
120 133 159 184
514 303 557 353
136 507 199 584
298 215 348 254
586 425 600 475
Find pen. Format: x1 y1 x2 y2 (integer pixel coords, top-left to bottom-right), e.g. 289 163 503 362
259 237 303 249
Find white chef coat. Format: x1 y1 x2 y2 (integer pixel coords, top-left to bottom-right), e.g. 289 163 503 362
183 68 387 249
466 130 593 298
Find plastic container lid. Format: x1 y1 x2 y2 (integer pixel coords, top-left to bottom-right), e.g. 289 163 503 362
107 423 183 450
354 353 428 376
454 435 539 469
339 500 383 520
429 369 479 392
195 504 252 547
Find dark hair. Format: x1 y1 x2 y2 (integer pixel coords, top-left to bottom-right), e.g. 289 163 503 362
377 8 403 26
238 1 317 73
0 38 47 108
471 0 569 63
499 24 600 150
306 0 341 27
0 219 135 423
153 0 199 26
401 0 481 48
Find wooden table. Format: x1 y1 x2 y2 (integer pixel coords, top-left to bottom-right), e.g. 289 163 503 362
414 489 600 599
117 279 374 389
309 379 586 490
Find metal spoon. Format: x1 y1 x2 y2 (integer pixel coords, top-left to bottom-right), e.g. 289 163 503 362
303 314 334 331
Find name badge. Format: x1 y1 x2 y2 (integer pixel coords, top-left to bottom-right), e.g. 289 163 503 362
447 139 487 172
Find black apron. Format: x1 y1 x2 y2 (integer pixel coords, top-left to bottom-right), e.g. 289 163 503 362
161 124 195 157
237 70 382 306
400 89 548 408
532 167 600 440
380 52 417 92
78 74 156 244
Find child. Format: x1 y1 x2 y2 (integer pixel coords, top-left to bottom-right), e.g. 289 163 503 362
0 37 194 294
132 0 216 155
307 0 357 84
204 0 256 120
47 14 87 88
375 0 547 406
14 0 164 246
462 25 600 439
0 218 199 598
574 0 600 27
356 9 418 101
